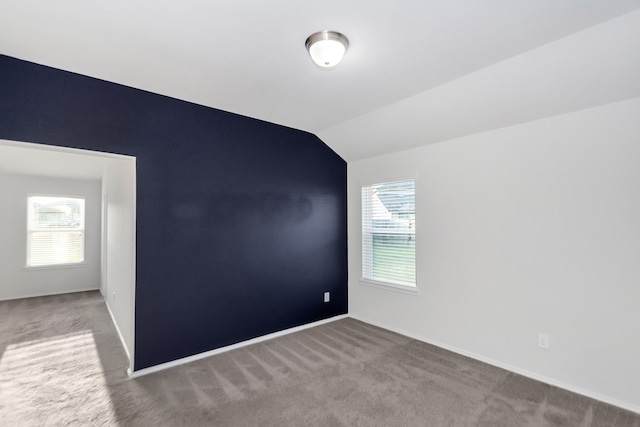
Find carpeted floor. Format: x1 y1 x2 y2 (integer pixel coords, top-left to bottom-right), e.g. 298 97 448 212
1 291 639 426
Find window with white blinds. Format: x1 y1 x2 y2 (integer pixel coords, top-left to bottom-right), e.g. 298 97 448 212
27 196 85 267
362 179 416 287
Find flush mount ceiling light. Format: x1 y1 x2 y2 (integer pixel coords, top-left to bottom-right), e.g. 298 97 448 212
305 30 349 69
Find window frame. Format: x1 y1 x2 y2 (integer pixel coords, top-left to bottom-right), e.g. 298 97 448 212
26 194 87 269
360 176 417 294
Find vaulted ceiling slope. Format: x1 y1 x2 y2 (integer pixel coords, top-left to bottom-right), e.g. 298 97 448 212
1 1 639 160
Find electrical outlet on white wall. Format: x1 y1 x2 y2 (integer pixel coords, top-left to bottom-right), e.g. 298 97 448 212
324 292 330 303
538 333 549 349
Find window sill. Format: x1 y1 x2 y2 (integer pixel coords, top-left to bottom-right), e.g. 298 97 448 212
360 278 418 295
25 262 87 271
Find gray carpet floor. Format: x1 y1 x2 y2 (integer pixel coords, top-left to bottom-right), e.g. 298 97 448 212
1 291 639 426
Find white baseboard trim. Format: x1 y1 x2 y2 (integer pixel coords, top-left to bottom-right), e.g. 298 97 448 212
349 314 640 415
0 287 100 302
104 300 132 364
128 314 349 379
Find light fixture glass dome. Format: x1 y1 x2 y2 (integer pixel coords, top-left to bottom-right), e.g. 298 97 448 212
305 31 349 68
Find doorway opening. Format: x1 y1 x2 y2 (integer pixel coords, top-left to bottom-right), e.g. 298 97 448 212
0 139 136 372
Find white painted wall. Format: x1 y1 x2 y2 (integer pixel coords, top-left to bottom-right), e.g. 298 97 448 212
102 157 136 366
348 97 640 412
0 173 101 300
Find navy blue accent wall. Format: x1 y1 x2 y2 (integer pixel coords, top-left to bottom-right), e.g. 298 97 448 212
0 55 348 370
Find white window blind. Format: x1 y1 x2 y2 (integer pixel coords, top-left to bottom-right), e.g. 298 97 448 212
27 196 85 267
362 179 416 287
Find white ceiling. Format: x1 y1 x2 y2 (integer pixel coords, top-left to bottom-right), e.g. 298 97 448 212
0 140 115 180
1 0 640 161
